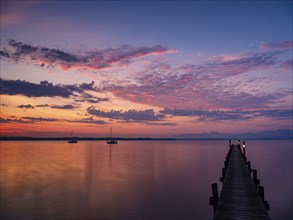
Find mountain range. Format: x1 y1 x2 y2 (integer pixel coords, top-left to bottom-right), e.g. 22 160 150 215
173 129 293 140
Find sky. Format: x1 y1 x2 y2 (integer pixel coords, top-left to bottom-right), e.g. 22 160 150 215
0 0 292 138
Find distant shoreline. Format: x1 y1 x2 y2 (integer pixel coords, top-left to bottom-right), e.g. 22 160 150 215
0 137 292 141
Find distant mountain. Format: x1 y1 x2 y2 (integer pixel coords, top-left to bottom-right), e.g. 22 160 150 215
173 129 293 140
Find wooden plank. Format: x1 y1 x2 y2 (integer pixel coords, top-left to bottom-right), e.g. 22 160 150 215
214 145 270 220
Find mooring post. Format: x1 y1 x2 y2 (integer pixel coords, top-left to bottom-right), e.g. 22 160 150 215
227 147 231 159
224 159 228 168
258 185 265 201
212 183 219 199
243 141 246 156
258 185 270 210
253 169 260 185
209 183 219 212
247 161 252 173
220 167 226 182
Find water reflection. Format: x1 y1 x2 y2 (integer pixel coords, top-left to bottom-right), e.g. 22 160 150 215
0 140 292 220
243 140 293 220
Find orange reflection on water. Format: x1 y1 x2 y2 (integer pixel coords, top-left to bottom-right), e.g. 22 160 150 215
0 140 231 220
1 141 86 219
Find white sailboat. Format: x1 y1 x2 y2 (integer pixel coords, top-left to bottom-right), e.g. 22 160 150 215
107 126 117 144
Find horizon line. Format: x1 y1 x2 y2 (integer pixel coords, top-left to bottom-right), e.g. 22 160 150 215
0 136 292 141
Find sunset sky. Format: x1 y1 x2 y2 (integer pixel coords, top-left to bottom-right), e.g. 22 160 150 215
0 0 292 137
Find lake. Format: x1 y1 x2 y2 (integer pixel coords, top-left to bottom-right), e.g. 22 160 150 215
0 140 292 220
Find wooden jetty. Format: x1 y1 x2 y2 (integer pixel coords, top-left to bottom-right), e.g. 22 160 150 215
210 141 270 220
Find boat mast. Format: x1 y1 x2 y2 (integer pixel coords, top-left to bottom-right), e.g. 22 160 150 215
110 127 112 139
69 130 73 138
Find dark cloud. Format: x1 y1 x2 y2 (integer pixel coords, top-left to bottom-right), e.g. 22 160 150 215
21 117 60 122
0 116 106 125
21 104 77 109
160 108 293 121
1 116 58 124
35 104 49 107
160 108 250 121
69 117 106 125
7 39 80 64
17 104 34 109
51 104 77 109
0 79 72 97
0 50 10 58
255 109 293 120
79 81 96 91
74 97 109 103
73 91 110 103
87 106 165 121
1 39 175 70
62 81 98 93
0 117 31 124
145 122 177 126
0 79 108 103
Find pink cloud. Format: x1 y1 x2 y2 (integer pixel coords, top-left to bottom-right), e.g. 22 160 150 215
1 0 42 26
0 14 27 26
104 51 287 110
260 41 293 50
280 60 293 71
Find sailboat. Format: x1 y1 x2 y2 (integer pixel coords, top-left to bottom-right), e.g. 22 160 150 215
68 130 78 143
107 126 117 144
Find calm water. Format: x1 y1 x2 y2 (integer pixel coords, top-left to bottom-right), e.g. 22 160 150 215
0 140 292 220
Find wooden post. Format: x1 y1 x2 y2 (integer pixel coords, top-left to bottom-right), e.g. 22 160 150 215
220 167 226 182
247 161 252 173
253 169 257 183
243 141 246 156
253 169 260 185
265 201 270 210
210 183 219 212
212 183 219 199
227 148 231 159
258 185 270 210
258 185 265 201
